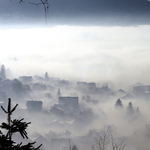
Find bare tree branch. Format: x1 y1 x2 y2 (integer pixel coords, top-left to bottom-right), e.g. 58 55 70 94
10 0 50 24
29 0 51 24
111 135 125 150
19 0 25 4
94 126 112 150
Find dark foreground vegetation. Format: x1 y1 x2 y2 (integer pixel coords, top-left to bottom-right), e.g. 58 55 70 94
0 98 42 150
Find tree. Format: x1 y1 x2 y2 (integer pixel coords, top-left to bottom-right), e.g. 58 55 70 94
72 145 78 150
126 102 134 115
44 72 49 81
0 98 42 150
10 0 50 24
93 126 125 150
94 126 112 150
115 99 123 108
111 135 125 150
136 107 140 114
57 88 61 97
0 64 6 80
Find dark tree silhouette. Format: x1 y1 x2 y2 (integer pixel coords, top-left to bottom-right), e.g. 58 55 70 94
57 88 61 97
136 107 140 114
0 64 6 80
72 145 78 150
10 0 50 24
45 72 49 81
115 99 123 108
29 0 50 24
0 98 42 150
93 127 125 150
126 102 134 115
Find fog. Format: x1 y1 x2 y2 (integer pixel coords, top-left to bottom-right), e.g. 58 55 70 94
0 25 150 90
1 0 150 150
0 66 150 150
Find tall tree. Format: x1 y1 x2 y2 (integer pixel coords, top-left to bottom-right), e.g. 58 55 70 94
126 102 134 115
0 64 6 80
115 99 123 108
57 88 61 97
45 72 49 81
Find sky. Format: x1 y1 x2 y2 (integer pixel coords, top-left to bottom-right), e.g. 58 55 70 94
0 0 150 90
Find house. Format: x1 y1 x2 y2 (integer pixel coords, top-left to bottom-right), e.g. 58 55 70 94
132 82 146 91
31 83 47 91
58 97 78 109
19 76 33 83
76 82 87 89
26 100 43 112
51 138 70 148
121 93 134 100
87 82 96 89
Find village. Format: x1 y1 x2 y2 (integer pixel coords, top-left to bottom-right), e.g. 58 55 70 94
0 66 149 150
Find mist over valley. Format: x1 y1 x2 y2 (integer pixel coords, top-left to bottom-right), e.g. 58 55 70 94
1 1 150 149
0 64 149 150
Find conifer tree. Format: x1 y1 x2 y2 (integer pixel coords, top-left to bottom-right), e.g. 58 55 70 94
57 88 61 97
0 64 6 80
0 98 42 150
45 72 49 81
115 99 123 108
126 102 134 115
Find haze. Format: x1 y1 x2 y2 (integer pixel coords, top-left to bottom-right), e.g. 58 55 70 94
0 0 150 150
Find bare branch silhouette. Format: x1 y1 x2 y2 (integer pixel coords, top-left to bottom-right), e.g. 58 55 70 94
29 0 51 24
10 0 50 24
19 0 25 4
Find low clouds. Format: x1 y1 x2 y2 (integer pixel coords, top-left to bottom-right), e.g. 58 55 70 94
1 0 150 25
0 25 150 90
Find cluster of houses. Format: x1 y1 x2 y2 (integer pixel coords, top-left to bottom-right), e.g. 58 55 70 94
26 96 79 112
0 74 150 150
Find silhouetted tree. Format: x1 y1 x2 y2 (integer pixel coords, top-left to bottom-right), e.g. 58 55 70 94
94 126 111 150
111 135 125 150
115 99 123 108
135 107 141 118
93 127 125 150
0 64 6 80
10 0 50 24
136 107 140 114
72 145 78 150
0 98 42 150
45 72 49 81
126 102 134 115
57 88 61 97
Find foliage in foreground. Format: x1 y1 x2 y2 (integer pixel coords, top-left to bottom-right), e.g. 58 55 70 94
0 98 42 150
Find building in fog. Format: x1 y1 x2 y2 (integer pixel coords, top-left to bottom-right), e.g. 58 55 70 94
77 82 87 88
58 97 78 108
26 100 43 112
132 82 146 91
87 82 96 88
19 76 33 83
51 138 70 149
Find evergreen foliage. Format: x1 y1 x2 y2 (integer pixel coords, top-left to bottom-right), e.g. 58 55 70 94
45 72 49 81
0 98 42 150
0 64 6 80
126 102 134 115
115 99 123 108
57 88 61 97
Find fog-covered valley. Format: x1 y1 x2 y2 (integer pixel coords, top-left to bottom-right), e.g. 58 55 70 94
0 64 150 150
